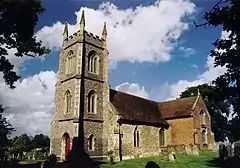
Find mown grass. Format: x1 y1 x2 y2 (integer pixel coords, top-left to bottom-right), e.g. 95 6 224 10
100 150 219 168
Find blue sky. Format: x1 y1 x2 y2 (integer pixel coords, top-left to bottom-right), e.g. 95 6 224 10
22 0 222 100
1 0 227 136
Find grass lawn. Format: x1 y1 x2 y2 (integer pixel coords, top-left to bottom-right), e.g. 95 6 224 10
100 151 219 168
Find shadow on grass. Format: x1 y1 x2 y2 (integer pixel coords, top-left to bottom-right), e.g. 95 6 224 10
145 161 160 168
206 156 240 168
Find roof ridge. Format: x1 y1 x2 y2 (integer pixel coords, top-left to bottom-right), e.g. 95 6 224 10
157 96 197 104
110 89 155 103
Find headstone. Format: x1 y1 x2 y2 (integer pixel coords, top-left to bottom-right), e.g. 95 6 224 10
208 143 213 150
185 145 192 155
213 142 220 152
168 152 175 162
234 141 240 158
219 143 228 160
192 145 199 156
225 144 232 157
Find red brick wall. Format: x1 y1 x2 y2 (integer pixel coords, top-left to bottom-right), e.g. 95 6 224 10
192 96 213 149
167 117 194 146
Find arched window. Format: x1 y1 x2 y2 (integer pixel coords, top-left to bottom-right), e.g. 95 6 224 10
133 126 140 147
202 129 207 144
200 110 206 124
65 90 71 113
159 128 165 147
65 51 75 74
88 51 99 74
88 90 97 113
88 134 95 151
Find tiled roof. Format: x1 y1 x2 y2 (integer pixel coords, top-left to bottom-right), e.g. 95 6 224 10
110 89 197 124
110 89 168 127
157 97 197 119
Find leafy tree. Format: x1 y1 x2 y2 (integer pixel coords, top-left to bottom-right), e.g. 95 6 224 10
11 133 31 159
228 116 240 142
194 0 240 115
0 0 50 89
179 84 231 141
31 134 50 149
0 105 14 162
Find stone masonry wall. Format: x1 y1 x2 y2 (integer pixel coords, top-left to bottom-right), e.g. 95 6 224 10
120 124 164 159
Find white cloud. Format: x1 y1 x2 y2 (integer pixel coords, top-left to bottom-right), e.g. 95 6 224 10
1 71 57 136
36 0 196 68
115 82 149 99
179 46 196 56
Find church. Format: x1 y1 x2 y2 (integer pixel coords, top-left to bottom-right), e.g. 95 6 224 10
50 11 215 161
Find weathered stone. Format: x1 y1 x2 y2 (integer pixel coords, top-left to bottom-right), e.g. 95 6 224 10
168 152 175 162
192 145 199 156
185 145 192 155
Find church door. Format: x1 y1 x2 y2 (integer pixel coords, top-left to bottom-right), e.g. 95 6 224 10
64 133 71 160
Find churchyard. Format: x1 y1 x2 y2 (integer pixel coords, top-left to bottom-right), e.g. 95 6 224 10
7 141 240 168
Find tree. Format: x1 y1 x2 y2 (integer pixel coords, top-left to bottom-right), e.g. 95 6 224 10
179 84 231 141
31 134 50 149
11 133 31 159
0 0 50 89
0 105 14 162
195 0 240 115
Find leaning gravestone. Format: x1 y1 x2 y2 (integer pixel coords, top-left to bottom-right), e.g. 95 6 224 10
185 145 192 155
192 145 199 156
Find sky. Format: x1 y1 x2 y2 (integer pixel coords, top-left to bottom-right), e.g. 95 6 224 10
1 0 227 137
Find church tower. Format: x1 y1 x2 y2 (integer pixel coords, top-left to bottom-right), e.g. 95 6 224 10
50 11 109 160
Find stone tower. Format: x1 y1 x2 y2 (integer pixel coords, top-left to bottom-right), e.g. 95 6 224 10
50 11 109 161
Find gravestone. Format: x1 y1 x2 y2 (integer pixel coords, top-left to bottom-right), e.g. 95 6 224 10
168 152 175 162
225 144 232 157
208 143 213 150
192 145 199 156
185 145 192 155
212 142 219 152
234 141 240 158
219 143 228 161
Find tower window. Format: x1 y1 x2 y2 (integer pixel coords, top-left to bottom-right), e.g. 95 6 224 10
88 51 99 74
65 90 72 113
65 51 75 74
88 134 95 151
88 90 97 113
133 126 140 147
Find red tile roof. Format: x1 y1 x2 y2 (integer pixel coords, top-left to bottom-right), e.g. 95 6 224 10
110 89 197 125
110 89 168 127
157 97 197 119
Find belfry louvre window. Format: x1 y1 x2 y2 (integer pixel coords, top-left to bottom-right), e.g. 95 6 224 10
88 90 97 113
64 90 72 114
88 51 99 74
65 51 76 74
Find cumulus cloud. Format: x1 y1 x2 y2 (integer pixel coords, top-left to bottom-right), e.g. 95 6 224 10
158 31 229 100
179 46 196 57
36 0 196 67
115 82 149 99
1 0 197 136
1 71 57 136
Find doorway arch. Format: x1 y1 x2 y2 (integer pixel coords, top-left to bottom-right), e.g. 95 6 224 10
62 132 71 160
